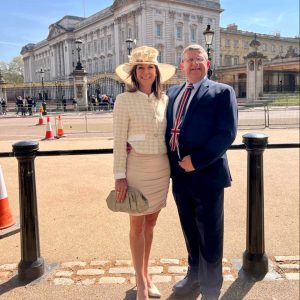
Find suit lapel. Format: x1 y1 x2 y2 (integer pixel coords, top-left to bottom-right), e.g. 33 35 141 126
167 84 185 125
180 79 209 131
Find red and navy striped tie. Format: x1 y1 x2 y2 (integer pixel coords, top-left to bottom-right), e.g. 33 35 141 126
170 83 194 152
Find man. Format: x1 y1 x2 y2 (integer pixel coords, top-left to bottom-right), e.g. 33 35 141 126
166 44 238 300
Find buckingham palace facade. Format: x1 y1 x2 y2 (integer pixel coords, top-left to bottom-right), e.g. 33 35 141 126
19 0 299 101
21 0 221 84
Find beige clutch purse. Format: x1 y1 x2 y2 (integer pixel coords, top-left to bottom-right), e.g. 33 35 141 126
106 187 149 213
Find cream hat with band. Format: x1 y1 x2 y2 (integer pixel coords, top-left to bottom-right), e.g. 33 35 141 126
115 46 176 85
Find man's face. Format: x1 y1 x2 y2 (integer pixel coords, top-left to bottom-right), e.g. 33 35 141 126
180 50 210 83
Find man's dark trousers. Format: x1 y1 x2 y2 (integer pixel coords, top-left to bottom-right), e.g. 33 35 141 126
173 182 224 296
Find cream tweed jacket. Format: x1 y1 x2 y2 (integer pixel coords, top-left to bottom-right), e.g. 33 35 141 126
113 91 168 179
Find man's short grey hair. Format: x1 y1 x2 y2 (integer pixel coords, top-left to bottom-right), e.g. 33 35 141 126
181 44 208 61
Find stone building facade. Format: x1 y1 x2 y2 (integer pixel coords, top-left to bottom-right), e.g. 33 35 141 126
220 23 299 67
217 25 299 97
19 0 299 101
21 0 222 84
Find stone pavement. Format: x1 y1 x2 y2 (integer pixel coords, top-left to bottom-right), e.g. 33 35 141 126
1 256 299 286
0 116 299 299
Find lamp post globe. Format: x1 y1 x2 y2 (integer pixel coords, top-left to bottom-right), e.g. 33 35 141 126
126 38 134 55
75 39 83 70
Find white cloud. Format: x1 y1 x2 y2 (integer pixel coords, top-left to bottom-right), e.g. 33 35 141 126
0 41 23 47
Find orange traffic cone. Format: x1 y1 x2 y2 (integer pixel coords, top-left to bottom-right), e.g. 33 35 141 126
37 107 44 125
56 115 65 138
43 116 55 140
0 166 15 230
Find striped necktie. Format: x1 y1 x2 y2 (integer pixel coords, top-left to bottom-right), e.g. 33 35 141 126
169 83 194 152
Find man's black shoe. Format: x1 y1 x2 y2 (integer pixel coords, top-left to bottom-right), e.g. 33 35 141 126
172 270 200 295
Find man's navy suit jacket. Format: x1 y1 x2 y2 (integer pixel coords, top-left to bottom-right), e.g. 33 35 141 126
166 78 238 193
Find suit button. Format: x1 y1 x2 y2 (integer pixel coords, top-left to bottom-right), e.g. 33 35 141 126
153 115 156 119
154 133 158 137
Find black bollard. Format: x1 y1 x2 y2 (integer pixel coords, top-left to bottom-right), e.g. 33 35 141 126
12 140 44 282
242 133 268 280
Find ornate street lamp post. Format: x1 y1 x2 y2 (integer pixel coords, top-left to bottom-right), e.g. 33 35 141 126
75 39 83 70
39 68 47 115
126 38 134 55
203 24 214 79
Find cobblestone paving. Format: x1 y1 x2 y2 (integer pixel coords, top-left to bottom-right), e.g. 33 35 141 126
0 256 299 286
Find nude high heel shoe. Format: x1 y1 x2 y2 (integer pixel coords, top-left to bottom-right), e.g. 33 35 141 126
148 283 161 298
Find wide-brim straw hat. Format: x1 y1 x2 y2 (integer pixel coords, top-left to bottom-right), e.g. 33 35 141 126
115 46 176 85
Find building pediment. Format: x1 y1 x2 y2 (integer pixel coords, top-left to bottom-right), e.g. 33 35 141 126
20 43 35 55
111 0 136 10
47 24 67 40
47 16 84 40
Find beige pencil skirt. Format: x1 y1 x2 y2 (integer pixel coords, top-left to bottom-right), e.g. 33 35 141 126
126 149 170 216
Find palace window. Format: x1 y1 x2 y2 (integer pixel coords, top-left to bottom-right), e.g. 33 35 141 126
108 59 112 72
176 26 183 40
176 51 182 66
157 50 162 63
190 27 196 42
108 36 112 49
233 56 239 65
224 55 231 66
156 23 162 38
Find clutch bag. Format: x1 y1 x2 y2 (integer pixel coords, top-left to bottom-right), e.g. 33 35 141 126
106 187 149 213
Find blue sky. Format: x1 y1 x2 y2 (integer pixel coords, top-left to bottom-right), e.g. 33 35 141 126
0 0 299 63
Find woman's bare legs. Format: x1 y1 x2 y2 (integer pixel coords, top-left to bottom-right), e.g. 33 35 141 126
130 211 160 300
143 211 160 288
130 215 148 300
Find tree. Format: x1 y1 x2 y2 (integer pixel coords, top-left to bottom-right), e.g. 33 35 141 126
0 56 24 83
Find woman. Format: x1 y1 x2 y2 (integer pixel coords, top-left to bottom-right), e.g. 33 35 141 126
114 46 175 300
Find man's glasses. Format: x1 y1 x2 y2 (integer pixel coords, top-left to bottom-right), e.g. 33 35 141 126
182 56 206 64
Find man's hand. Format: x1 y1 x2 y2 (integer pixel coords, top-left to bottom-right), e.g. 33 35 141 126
178 155 195 172
115 178 128 202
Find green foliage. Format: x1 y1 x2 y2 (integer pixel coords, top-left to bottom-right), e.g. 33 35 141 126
271 95 300 106
0 56 24 83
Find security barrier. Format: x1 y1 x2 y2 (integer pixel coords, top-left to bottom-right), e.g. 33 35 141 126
0 136 299 282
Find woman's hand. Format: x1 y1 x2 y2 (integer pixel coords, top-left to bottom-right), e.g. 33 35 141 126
115 178 128 202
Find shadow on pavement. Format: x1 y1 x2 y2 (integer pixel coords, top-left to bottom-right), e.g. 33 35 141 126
166 288 201 299
220 270 256 300
124 286 137 300
0 275 26 296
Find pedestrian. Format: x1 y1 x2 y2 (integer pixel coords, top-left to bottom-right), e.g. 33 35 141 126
91 95 97 111
0 98 7 115
72 98 78 111
16 96 22 115
21 97 27 116
62 96 67 112
114 45 175 300
27 97 33 115
166 44 238 300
